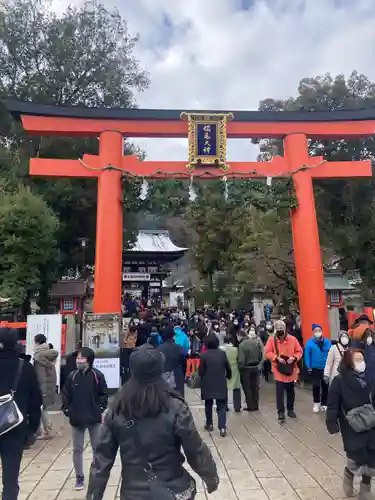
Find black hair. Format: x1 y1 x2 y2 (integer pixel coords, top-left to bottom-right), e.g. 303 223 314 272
204 333 219 350
48 343 54 349
112 378 172 419
34 334 47 345
224 335 233 344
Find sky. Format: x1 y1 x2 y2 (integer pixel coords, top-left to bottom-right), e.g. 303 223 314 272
52 0 375 161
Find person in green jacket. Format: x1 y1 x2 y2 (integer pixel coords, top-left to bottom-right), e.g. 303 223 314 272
221 335 242 412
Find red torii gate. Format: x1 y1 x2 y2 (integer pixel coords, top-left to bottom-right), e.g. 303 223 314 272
6 101 374 344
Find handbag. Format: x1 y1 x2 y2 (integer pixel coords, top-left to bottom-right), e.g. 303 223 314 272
124 417 176 500
274 337 293 376
0 358 24 436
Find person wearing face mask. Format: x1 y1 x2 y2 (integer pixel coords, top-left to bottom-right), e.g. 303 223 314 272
304 324 331 413
229 318 240 347
326 349 375 500
324 331 350 385
264 320 303 423
61 347 108 491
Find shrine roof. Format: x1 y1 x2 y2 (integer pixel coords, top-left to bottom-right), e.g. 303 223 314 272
126 230 188 254
5 99 375 123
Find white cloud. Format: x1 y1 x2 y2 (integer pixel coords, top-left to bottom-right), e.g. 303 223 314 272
52 0 375 161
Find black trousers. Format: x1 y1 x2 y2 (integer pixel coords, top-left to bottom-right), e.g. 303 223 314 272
311 368 328 405
0 432 25 500
263 360 272 381
205 399 227 429
276 381 295 413
240 369 260 410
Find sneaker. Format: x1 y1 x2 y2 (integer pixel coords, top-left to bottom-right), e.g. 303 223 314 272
278 411 285 423
359 481 372 500
220 429 227 437
204 424 214 432
320 406 327 412
287 410 297 419
343 469 354 497
313 403 321 413
75 476 85 491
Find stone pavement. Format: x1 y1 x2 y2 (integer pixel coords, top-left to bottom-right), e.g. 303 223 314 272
0 382 357 500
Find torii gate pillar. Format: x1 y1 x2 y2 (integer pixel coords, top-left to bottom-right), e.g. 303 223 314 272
94 131 123 313
285 133 330 337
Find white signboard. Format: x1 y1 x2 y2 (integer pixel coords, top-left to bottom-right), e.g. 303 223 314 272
122 273 151 281
26 314 62 389
93 357 120 389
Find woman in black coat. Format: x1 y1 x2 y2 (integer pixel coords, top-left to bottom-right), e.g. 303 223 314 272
199 333 232 437
326 349 375 500
158 326 186 396
86 344 219 500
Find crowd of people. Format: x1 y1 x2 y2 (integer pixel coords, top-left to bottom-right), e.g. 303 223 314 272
2 309 375 499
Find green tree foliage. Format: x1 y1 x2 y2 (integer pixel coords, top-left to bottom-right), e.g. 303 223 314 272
255 71 375 297
0 184 58 307
0 0 149 275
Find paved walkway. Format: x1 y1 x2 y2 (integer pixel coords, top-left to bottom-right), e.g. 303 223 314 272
1 383 356 500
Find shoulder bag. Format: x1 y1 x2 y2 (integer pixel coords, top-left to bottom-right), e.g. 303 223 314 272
124 417 176 499
0 358 24 436
274 337 293 376
341 383 375 433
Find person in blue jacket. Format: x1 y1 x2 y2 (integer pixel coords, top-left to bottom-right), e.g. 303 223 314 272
304 324 331 413
174 324 190 356
147 326 163 347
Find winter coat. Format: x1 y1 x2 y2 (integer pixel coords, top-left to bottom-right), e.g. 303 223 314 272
174 327 190 356
264 334 303 382
33 343 58 408
365 344 375 395
61 367 108 428
0 349 42 443
326 369 375 463
304 337 331 370
324 344 346 383
199 349 232 400
238 337 264 371
220 344 241 390
86 396 219 500
158 341 185 396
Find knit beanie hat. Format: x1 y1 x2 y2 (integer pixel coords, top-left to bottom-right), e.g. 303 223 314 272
129 344 164 384
312 324 322 331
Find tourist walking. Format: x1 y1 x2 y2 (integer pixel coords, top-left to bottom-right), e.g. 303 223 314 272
304 324 331 412
86 344 219 500
158 327 185 396
364 330 375 398
0 328 42 500
264 320 303 423
61 347 108 491
324 331 350 384
199 333 232 437
326 349 375 500
33 334 59 439
221 335 242 412
238 329 264 412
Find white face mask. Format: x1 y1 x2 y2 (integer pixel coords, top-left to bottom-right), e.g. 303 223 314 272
340 335 350 346
233 321 238 326
314 330 323 339
367 336 373 346
354 361 366 373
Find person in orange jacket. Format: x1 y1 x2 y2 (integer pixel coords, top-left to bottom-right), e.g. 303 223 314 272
264 320 303 423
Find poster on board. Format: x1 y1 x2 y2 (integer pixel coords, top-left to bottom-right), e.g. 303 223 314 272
82 313 121 389
26 314 62 389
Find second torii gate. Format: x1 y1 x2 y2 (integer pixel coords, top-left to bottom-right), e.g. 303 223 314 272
5 100 374 344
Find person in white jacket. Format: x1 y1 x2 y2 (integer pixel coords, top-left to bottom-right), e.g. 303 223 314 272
324 331 351 384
